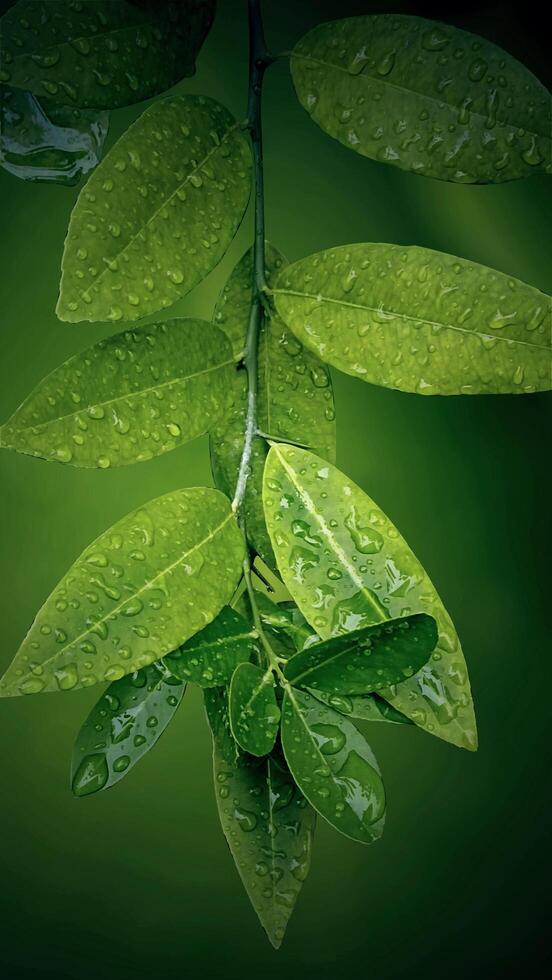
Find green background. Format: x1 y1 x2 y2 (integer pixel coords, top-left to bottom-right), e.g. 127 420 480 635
0 1 550 976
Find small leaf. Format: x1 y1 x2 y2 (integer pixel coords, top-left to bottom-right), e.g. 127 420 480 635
286 614 437 694
57 95 251 323
273 243 551 396
281 686 385 844
71 661 185 797
311 690 412 725
0 488 244 697
213 240 287 359
204 686 239 765
229 662 280 756
1 319 235 468
0 0 216 109
255 593 314 657
165 606 256 687
291 14 551 183
263 445 477 750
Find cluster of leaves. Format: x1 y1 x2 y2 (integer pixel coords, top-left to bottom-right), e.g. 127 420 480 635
0 0 550 949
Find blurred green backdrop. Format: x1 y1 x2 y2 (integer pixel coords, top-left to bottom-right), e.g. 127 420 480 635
0 1 550 977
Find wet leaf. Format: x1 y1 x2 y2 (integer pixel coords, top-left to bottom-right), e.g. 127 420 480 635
311 690 412 725
255 592 314 657
281 686 385 844
0 86 108 185
165 606 256 687
204 686 239 765
263 445 477 750
1 319 235 468
57 95 251 323
71 661 185 797
0 0 215 109
286 614 437 694
273 243 551 396
0 488 244 697
291 14 551 183
229 662 280 756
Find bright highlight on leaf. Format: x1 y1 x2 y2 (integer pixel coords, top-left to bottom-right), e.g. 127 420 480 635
165 606 256 686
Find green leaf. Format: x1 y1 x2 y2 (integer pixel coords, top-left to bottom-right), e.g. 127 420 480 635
0 318 235 468
210 243 336 566
204 686 239 765
290 14 551 183
263 445 477 750
273 243 551 396
57 94 251 324
71 661 185 797
311 690 412 726
255 592 314 656
281 686 385 844
212 743 315 948
0 0 215 109
0 487 244 697
285 614 437 694
165 606 256 687
229 662 280 756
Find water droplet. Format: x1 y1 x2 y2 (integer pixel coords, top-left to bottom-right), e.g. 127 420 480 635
72 753 108 796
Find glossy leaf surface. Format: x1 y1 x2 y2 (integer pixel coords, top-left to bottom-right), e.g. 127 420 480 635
274 243 551 396
310 690 412 725
291 14 551 183
281 687 385 844
229 662 280 756
1 319 235 468
286 614 437 694
165 606 256 687
204 686 239 765
263 445 477 750
57 95 251 323
71 661 185 797
0 488 243 697
0 0 215 109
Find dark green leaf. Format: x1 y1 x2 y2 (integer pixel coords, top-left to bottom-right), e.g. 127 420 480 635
291 14 551 183
254 592 315 658
0 488 244 697
0 0 215 109
281 686 385 844
204 686 239 765
71 661 185 797
229 662 280 756
273 243 551 396
57 95 251 323
1 319 235 468
165 606 256 687
311 690 412 725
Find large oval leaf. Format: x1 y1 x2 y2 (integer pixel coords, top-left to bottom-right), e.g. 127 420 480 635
0 0 215 109
165 606 256 687
273 243 551 396
0 488 244 697
291 14 551 183
57 95 251 323
263 445 477 750
71 661 185 797
229 662 280 756
281 687 385 844
210 244 336 566
1 319 235 468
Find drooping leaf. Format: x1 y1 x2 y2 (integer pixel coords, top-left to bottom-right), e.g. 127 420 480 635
229 662 280 756
0 0 216 109
165 606 256 687
281 686 385 844
285 614 437 694
71 660 185 797
57 95 251 323
0 86 108 184
204 686 239 765
273 243 551 396
0 488 244 697
210 243 336 566
0 319 235 468
290 14 551 183
263 445 477 750
311 689 412 725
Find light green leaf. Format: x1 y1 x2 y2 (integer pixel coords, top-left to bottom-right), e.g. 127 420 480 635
210 243 336 566
273 243 551 396
281 686 385 844
0 0 215 109
263 445 477 750
311 690 412 725
57 95 251 323
0 319 235 468
165 606 256 687
286 614 437 694
71 660 185 797
0 488 244 697
291 14 551 183
229 662 280 756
